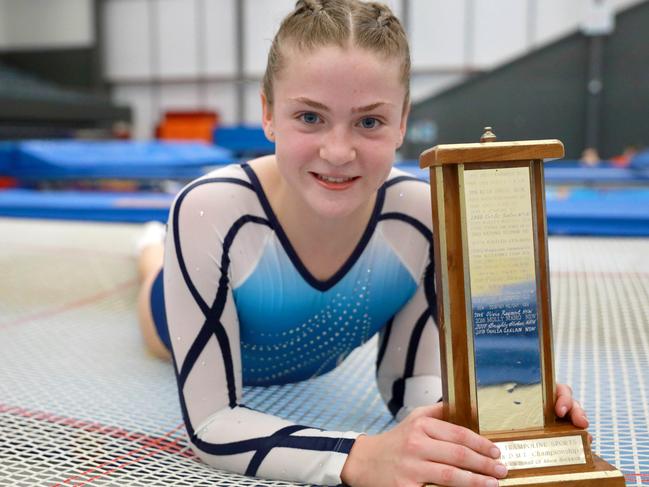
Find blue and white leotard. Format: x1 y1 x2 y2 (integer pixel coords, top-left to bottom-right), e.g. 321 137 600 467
156 163 442 485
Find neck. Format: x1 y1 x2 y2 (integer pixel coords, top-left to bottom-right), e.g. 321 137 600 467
275 180 377 252
249 156 380 280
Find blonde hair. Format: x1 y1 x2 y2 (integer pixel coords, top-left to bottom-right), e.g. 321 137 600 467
263 0 410 109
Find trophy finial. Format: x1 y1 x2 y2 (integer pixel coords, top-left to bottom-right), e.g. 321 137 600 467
481 126 497 143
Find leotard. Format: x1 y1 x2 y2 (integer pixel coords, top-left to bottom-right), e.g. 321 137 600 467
156 163 442 485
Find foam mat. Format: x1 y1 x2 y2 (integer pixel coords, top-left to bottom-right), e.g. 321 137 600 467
0 218 647 486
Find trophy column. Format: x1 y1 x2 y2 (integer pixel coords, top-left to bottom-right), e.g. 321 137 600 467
419 128 624 486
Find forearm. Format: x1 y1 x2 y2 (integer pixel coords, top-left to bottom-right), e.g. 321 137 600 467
190 405 361 485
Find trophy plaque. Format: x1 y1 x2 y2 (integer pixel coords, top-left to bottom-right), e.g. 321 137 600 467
419 128 624 486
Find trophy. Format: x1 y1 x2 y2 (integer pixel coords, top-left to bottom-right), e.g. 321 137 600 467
419 128 624 486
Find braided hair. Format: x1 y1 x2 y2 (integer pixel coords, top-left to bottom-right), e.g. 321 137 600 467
262 0 410 110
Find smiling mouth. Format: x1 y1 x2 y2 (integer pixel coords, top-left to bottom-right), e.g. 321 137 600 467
311 172 359 184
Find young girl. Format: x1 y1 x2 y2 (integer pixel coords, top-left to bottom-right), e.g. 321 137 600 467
136 1 589 485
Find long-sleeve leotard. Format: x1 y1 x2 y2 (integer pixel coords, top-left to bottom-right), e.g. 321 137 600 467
163 163 441 485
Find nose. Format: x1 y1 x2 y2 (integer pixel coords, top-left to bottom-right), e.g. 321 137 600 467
319 126 356 165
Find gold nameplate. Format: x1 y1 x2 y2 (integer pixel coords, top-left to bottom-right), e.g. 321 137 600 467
463 166 544 433
495 435 586 470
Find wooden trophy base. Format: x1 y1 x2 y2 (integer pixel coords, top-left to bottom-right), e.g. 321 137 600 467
496 454 624 486
426 425 625 486
489 425 624 486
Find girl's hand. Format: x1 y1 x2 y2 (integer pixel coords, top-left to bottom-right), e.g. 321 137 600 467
555 383 591 442
340 404 508 487
555 383 589 428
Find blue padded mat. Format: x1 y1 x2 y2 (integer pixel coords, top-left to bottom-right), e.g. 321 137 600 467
1 140 233 180
630 149 649 169
0 142 16 173
395 160 428 180
0 185 647 236
544 167 649 185
213 125 275 156
546 187 649 236
396 160 649 185
0 189 173 223
1 162 648 235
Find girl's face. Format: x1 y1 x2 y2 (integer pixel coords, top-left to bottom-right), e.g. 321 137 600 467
262 44 409 221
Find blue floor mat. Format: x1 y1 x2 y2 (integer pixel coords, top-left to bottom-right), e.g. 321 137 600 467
1 185 647 236
545 187 649 236
2 140 234 180
0 189 173 223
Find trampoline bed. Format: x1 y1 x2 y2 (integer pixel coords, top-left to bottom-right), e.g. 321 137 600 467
0 218 647 486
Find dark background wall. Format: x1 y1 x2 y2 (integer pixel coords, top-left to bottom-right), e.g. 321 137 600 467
0 0 130 139
0 48 102 93
0 0 104 94
600 4 649 157
403 1 649 160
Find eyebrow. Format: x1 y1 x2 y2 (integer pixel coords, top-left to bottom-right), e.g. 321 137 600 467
291 97 389 113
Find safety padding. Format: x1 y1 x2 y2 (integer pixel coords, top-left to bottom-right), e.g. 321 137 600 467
7 140 233 181
213 125 275 157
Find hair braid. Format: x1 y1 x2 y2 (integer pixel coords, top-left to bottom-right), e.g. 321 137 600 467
298 0 323 14
370 2 393 27
263 0 410 109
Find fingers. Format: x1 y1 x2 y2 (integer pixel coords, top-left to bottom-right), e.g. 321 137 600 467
398 412 508 486
555 383 573 417
569 400 589 429
410 417 507 486
421 438 508 481
419 463 502 487
555 383 589 429
419 417 501 460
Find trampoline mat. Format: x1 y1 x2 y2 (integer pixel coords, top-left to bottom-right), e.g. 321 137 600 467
0 218 647 486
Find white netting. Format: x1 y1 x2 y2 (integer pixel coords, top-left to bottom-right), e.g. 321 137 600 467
0 219 647 486
550 237 649 485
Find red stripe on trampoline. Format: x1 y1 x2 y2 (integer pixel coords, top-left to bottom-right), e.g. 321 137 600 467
0 404 191 485
0 277 138 329
56 423 187 486
0 404 187 450
61 423 188 486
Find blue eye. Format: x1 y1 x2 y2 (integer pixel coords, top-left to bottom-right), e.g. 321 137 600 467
300 112 320 124
360 117 380 129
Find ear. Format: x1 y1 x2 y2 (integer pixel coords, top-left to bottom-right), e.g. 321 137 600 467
260 91 275 142
397 101 410 149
